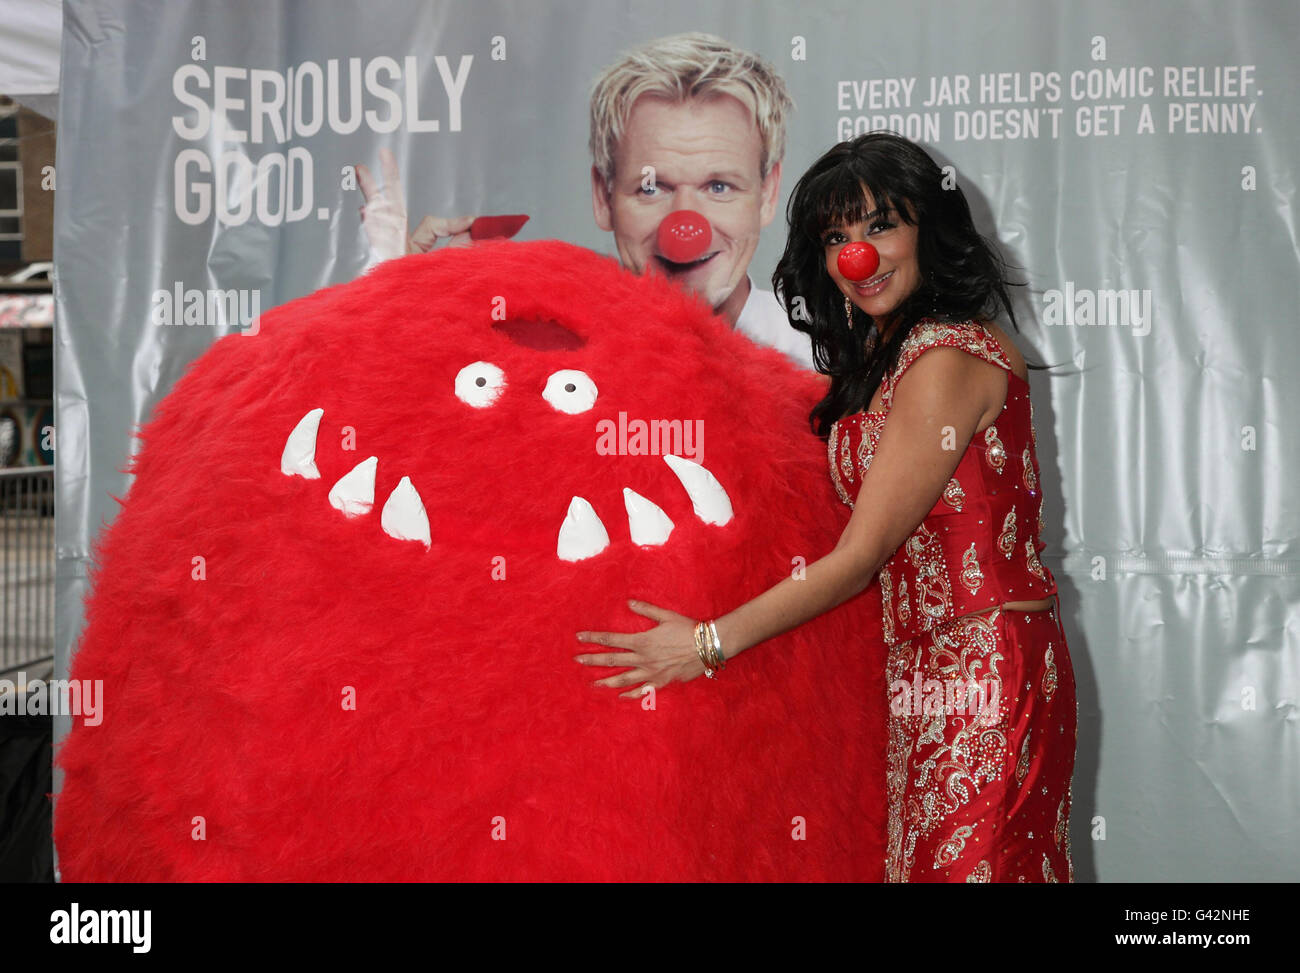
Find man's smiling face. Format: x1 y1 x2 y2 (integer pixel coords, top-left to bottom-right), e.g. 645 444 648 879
592 93 782 325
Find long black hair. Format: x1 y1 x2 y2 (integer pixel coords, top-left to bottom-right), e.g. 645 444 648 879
773 131 1024 438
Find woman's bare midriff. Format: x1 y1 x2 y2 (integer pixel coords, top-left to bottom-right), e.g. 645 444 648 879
969 597 1054 617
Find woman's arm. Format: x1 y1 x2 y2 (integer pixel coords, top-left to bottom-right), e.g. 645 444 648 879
575 346 1006 694
714 346 1004 659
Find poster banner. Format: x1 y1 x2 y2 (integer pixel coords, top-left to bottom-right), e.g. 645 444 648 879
52 0 1300 881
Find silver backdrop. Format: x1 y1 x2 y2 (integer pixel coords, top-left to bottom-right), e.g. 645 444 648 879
52 0 1300 881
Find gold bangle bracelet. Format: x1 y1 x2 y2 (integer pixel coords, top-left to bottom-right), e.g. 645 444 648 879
704 620 721 670
697 619 724 674
694 621 716 678
707 619 726 669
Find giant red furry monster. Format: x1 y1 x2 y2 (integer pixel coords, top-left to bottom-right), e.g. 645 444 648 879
55 240 886 881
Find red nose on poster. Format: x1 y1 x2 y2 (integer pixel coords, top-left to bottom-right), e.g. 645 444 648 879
837 242 880 282
656 210 712 263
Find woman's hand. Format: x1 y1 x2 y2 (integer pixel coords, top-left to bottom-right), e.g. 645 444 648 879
575 600 709 699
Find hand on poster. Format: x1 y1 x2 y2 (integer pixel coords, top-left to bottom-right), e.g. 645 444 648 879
356 147 476 262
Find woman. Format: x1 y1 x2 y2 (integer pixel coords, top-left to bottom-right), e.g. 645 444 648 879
575 132 1077 884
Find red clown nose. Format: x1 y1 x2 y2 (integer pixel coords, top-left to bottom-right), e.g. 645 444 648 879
837 242 881 282
656 210 712 264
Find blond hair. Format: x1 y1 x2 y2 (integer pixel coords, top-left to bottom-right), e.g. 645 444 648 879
588 32 795 188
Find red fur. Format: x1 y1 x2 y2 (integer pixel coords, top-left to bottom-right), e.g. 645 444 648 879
55 240 886 881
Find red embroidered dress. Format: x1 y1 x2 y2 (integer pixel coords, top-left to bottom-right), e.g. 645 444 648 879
828 318 1077 883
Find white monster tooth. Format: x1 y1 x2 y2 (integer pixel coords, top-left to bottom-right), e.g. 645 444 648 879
663 454 734 526
328 456 378 517
622 487 674 546
281 408 324 478
381 476 432 549
557 496 610 562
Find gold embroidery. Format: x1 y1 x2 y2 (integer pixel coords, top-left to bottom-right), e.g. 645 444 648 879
934 824 974 868
965 860 992 883
858 413 883 476
885 614 1006 884
1042 646 1058 701
898 578 911 628
905 524 953 627
856 432 873 474
1064 782 1074 882
1037 494 1045 537
828 413 888 511
828 423 852 508
984 425 1006 473
941 477 965 511
900 828 918 882
1022 446 1037 492
1016 731 1031 784
1042 854 1058 883
1054 796 1068 850
997 507 1017 558
884 638 914 882
1025 539 1046 580
960 543 984 595
880 564 896 645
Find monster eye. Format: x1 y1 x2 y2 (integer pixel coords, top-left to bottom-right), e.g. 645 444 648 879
542 369 597 414
455 361 506 408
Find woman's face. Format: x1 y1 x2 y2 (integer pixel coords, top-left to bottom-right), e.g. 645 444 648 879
821 190 922 330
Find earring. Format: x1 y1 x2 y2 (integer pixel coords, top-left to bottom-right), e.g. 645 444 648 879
844 295 854 331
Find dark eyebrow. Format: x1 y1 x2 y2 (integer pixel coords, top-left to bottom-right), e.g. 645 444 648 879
823 209 884 235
